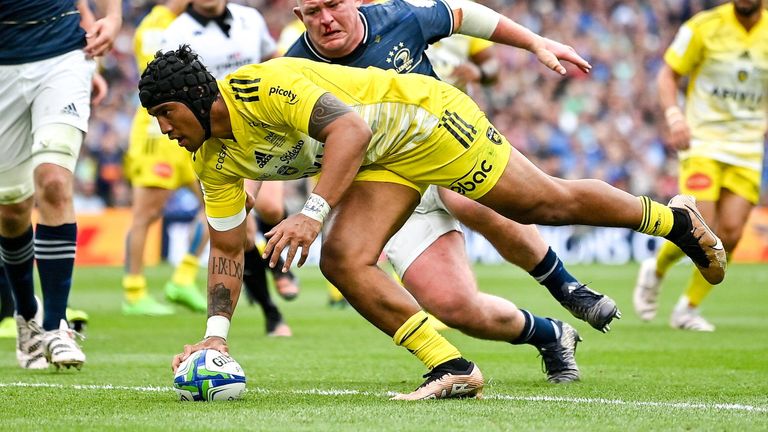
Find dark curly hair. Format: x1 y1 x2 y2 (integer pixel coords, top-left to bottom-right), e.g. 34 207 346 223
138 44 219 139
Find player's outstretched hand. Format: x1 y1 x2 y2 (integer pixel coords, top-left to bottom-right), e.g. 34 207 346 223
263 213 322 272
84 15 121 57
535 38 592 75
171 336 228 373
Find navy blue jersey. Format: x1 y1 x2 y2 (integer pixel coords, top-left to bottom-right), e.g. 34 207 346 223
0 0 86 65
285 0 453 78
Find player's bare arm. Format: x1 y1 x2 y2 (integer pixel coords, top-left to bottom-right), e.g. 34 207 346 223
657 63 691 150
84 0 122 57
447 0 590 74
263 92 370 271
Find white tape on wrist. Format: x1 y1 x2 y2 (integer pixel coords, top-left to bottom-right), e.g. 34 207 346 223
664 106 684 126
300 193 331 223
204 315 230 340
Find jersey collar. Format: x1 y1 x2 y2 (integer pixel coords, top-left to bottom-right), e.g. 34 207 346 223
186 4 233 37
302 11 369 63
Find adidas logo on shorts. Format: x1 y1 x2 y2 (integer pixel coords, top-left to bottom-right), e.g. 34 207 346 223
61 103 80 118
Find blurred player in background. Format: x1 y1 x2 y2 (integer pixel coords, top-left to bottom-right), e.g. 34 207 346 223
0 0 122 369
157 0 294 336
284 0 621 337
634 0 767 332
123 0 199 317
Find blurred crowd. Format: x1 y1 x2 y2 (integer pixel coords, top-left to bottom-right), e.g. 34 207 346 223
76 0 768 213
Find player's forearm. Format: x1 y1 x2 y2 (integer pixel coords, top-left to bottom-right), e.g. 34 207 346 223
312 116 370 208
206 226 246 323
92 0 122 19
657 64 684 124
77 0 96 31
448 0 544 52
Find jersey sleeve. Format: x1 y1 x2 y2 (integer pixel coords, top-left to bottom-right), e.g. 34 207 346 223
199 175 247 231
663 21 704 76
400 0 454 44
230 62 329 135
133 5 177 73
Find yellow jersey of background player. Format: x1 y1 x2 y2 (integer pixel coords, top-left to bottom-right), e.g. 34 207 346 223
664 2 768 203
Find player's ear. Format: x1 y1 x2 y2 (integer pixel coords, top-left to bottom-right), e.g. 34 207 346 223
293 7 303 21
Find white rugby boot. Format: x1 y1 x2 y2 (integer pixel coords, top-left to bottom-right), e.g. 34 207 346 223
633 258 662 321
669 298 715 332
43 319 86 370
15 297 48 369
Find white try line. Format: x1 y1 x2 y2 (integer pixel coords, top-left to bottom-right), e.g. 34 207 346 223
2 382 766 413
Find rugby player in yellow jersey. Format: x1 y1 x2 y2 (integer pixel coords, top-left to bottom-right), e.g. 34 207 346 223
142 45 724 399
123 0 208 316
634 0 768 332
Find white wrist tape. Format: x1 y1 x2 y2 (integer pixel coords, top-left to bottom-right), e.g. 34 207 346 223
664 106 684 126
300 193 331 223
445 0 500 39
204 315 230 340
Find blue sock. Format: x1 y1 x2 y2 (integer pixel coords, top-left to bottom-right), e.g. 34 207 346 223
529 247 578 302
510 310 558 346
188 219 204 254
35 223 77 331
0 263 15 319
0 226 36 320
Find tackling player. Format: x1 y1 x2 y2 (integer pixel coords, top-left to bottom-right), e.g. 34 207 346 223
284 0 622 334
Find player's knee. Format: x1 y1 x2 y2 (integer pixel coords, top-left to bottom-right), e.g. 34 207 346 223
0 199 34 235
427 296 477 328
34 167 73 208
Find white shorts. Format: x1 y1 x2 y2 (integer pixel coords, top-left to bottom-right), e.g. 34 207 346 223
0 50 95 204
384 186 462 278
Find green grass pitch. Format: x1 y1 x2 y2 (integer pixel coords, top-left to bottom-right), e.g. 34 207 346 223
1 262 766 431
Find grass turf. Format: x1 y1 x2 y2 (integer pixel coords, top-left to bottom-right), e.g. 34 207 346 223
1 262 766 431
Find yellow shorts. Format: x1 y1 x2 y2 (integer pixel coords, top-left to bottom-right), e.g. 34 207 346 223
126 112 197 190
355 89 511 199
679 157 761 205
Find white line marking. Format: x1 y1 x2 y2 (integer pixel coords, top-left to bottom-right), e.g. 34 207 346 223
2 382 765 413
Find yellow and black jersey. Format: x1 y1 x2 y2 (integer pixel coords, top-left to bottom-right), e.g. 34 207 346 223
194 57 501 226
664 3 768 169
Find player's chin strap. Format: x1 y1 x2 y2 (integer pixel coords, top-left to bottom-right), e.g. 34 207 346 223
444 0 500 40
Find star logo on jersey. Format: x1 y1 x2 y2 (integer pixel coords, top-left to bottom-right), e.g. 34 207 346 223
386 42 415 73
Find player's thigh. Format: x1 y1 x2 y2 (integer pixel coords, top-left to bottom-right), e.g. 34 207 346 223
384 202 462 278
476 145 566 222
131 186 174 225
30 52 94 171
322 180 419 266
0 64 34 206
254 181 285 224
400 230 478 311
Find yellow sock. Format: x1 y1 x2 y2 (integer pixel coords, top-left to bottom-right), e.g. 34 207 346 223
684 256 729 306
393 310 461 370
656 240 686 276
123 274 147 303
327 281 345 302
171 253 199 286
683 268 713 307
637 197 674 237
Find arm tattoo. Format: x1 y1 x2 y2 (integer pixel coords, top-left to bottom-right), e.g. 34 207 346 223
210 256 243 279
308 92 353 139
208 283 234 318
